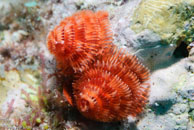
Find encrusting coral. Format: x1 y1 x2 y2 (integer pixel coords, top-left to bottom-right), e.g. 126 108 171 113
47 10 150 122
131 0 194 44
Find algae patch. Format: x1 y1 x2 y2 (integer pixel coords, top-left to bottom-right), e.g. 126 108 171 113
131 0 194 44
0 69 41 110
0 70 21 106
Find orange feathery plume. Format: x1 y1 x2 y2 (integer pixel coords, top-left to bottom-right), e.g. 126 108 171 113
73 46 150 122
47 10 113 73
47 10 150 122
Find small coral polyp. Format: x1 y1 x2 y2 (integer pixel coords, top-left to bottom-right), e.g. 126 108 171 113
47 10 112 73
47 10 150 122
73 46 150 122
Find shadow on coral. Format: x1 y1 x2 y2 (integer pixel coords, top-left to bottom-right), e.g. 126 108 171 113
150 100 175 115
173 42 189 58
152 42 189 71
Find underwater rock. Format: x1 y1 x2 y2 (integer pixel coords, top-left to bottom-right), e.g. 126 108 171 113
185 47 194 73
135 57 194 130
132 29 161 49
172 104 188 115
148 60 185 104
0 0 25 18
1 30 28 44
129 30 177 70
106 0 194 71
137 112 177 130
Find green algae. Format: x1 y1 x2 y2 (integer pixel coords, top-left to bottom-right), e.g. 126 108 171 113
131 0 194 44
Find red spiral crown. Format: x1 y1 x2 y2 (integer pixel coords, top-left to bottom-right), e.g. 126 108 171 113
47 10 113 73
73 46 150 122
